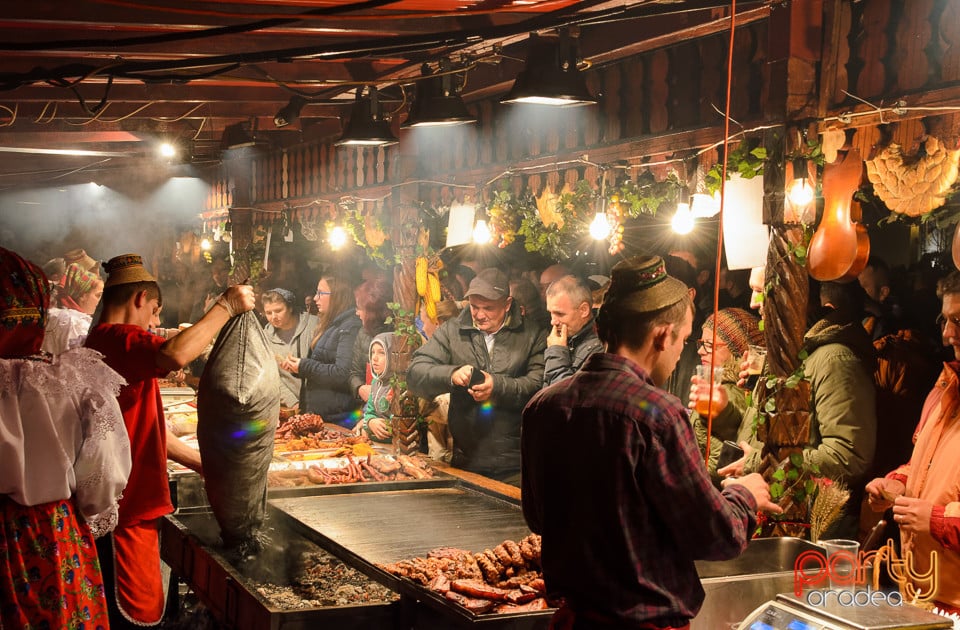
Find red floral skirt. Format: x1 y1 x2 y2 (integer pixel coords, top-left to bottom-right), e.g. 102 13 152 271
0 495 109 630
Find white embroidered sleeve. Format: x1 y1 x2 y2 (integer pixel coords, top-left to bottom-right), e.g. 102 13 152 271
70 349 131 532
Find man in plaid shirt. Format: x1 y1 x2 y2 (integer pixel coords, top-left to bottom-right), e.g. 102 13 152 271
521 255 780 630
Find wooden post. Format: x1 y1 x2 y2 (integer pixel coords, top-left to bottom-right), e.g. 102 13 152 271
388 175 424 455
754 0 824 537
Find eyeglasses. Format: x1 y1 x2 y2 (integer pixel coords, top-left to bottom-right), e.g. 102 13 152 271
315 290 332 298
696 339 726 353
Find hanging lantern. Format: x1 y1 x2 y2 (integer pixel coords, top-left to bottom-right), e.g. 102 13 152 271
785 158 816 224
722 173 769 270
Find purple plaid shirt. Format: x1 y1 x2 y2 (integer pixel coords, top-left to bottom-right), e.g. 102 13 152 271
521 353 758 628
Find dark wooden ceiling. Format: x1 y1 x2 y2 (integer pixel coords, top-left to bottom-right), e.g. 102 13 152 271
0 0 766 191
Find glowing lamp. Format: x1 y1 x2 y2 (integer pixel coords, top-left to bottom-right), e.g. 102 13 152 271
329 225 348 250
672 204 694 235
671 188 694 235
473 219 492 245
785 158 816 224
589 212 611 240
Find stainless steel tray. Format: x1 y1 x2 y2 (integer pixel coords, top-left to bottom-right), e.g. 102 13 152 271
269 481 553 628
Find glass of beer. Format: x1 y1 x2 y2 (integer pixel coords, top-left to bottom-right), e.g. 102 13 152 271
744 344 767 390
694 365 724 417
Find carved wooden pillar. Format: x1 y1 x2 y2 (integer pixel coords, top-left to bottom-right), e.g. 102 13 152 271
755 0 823 537
388 170 424 454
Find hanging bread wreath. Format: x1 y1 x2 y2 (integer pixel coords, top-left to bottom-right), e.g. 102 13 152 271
864 136 960 217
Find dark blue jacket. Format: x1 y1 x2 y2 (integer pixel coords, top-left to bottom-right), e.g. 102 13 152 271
299 307 361 424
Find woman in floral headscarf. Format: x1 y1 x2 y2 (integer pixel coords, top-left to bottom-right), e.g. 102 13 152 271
42 261 104 354
0 247 131 629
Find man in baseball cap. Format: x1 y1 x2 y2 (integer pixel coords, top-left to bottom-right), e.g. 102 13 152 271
408 266 546 485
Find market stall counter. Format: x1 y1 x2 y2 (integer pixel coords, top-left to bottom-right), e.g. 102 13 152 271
268 466 552 629
162 460 550 630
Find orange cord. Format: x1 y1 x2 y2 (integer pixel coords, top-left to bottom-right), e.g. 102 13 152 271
703 0 736 469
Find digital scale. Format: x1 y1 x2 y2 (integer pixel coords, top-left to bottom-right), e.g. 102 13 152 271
738 593 953 630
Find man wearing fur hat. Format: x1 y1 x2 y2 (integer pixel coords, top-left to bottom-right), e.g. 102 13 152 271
522 255 779 630
85 254 255 629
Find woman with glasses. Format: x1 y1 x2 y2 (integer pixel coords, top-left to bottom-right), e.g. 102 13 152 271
280 274 360 426
687 308 763 483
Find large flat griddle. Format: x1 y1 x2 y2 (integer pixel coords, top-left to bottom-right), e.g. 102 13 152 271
270 480 553 628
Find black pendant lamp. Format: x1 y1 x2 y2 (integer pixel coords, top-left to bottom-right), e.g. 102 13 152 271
501 29 595 107
335 87 398 147
402 60 475 128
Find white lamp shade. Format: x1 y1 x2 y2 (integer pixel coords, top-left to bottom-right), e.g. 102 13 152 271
691 192 720 218
722 173 769 270
446 202 476 248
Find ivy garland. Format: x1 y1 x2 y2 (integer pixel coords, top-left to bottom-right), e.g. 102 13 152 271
338 199 397 269
705 140 768 195
481 173 683 262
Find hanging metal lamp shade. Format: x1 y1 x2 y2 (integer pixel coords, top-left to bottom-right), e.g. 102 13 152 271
501 31 595 107
402 62 475 128
335 88 398 147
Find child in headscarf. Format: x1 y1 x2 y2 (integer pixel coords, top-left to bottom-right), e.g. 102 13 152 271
0 247 131 629
360 332 395 443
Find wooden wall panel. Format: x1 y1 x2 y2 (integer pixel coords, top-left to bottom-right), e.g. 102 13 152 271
893 0 933 92
647 49 670 134
941 0 960 81
854 0 891 98
622 57 645 139
668 42 701 130
698 36 726 124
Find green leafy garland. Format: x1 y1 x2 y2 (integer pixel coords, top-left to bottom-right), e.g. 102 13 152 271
705 140 767 195
338 199 396 269
483 173 682 261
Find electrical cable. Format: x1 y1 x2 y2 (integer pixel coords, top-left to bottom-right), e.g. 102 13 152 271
88 0 576 22
0 103 16 127
71 74 114 115
704 0 738 470
0 0 658 92
0 0 401 51
33 102 57 124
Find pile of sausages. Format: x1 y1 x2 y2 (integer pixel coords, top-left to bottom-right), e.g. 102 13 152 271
381 534 549 615
303 454 434 485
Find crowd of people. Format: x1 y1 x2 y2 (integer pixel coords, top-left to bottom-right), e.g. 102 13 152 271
2 237 959 629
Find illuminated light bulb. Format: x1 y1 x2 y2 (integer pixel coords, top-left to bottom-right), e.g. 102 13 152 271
200 238 212 251
672 201 694 235
159 142 177 159
787 177 815 207
329 225 348 250
473 219 492 245
589 212 611 240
